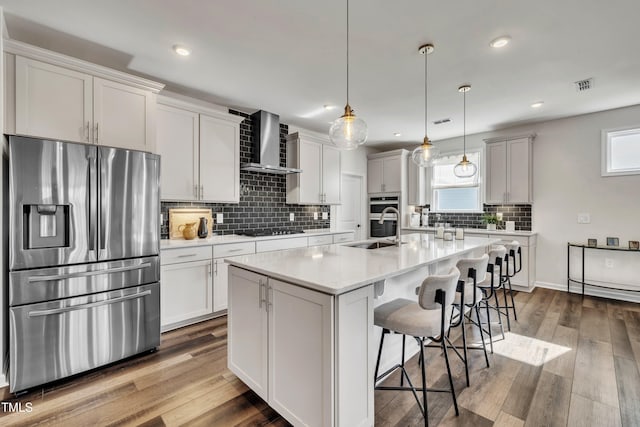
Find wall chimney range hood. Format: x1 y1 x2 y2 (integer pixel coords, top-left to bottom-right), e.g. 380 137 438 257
241 110 302 174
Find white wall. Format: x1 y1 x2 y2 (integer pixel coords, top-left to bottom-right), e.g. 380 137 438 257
430 104 640 296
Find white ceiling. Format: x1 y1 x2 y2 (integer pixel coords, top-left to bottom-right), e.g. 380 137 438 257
2 0 640 146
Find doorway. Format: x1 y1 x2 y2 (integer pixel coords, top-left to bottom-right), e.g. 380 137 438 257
338 173 364 241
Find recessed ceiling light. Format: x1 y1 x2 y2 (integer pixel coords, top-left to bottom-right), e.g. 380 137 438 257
531 101 544 108
323 104 336 110
490 36 511 48
393 132 402 137
173 45 191 56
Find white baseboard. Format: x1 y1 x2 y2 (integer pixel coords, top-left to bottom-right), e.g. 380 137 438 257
536 281 640 303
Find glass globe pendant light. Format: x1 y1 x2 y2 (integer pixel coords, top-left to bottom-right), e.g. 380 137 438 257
412 44 439 167
329 0 367 150
453 84 477 178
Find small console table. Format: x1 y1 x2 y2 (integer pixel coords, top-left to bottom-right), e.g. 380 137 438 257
567 242 640 297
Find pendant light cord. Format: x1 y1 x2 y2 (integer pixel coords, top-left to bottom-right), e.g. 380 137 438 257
346 0 350 106
424 46 428 138
463 87 466 153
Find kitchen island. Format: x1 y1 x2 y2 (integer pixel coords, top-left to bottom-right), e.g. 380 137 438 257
226 233 499 427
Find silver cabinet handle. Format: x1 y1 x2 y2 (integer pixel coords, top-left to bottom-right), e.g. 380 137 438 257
95 123 99 144
28 290 152 317
259 279 265 308
86 121 90 142
200 185 204 200
28 262 152 283
208 263 212 277
177 254 197 258
214 260 218 276
194 185 198 198
267 284 273 312
227 248 244 253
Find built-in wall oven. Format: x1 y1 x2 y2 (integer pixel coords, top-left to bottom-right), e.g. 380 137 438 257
369 195 400 238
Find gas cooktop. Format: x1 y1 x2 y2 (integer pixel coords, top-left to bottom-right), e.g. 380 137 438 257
238 229 305 237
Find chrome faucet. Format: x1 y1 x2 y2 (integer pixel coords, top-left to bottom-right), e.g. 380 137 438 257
378 207 401 246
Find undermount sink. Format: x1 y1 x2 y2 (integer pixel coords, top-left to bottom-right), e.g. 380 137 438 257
348 241 404 250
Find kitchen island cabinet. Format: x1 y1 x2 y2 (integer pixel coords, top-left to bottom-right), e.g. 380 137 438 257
226 234 498 426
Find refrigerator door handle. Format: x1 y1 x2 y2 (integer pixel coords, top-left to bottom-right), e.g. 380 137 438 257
27 290 152 317
89 149 98 255
99 154 107 252
27 262 152 283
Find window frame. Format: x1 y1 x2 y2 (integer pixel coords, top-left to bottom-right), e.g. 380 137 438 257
430 149 483 213
601 126 640 177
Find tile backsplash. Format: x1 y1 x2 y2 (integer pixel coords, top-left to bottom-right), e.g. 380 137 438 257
419 204 532 231
160 110 330 239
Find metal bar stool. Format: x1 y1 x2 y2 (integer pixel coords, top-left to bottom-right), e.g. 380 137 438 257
373 267 461 427
476 246 507 352
448 254 490 387
502 240 522 324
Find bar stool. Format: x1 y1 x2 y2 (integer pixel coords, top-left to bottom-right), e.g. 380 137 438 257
449 254 490 386
502 240 522 324
476 246 507 351
374 267 461 427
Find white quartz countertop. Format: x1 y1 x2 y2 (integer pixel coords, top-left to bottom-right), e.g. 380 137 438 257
402 226 537 237
160 229 354 249
225 233 500 295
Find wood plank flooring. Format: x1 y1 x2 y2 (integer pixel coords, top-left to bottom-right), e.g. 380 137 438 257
0 288 639 426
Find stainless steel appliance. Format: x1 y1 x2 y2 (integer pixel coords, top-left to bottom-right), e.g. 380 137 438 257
8 135 161 392
369 195 400 238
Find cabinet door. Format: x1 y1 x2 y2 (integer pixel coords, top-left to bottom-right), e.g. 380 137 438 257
382 156 402 193
367 158 383 193
322 144 341 204
160 259 213 329
200 114 240 203
298 139 322 203
15 56 92 143
486 142 507 203
156 104 199 200
93 77 155 152
228 266 269 400
507 138 531 203
213 259 229 312
268 279 333 427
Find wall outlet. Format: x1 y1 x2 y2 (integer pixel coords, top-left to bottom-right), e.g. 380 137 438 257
313 212 318 220
160 213 163 225
216 213 224 224
605 258 614 268
577 213 591 224
322 212 328 220
289 213 295 222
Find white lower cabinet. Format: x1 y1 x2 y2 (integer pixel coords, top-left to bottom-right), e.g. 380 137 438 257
212 241 256 312
228 265 374 427
160 258 213 331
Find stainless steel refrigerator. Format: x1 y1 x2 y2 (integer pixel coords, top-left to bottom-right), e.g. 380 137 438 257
7 135 161 392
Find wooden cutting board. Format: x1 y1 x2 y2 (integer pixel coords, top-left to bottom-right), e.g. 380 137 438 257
169 208 214 239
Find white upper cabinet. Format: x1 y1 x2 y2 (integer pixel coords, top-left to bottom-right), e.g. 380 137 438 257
484 135 534 204
155 94 243 203
367 150 407 194
92 77 155 151
286 131 341 205
8 41 163 152
156 103 199 200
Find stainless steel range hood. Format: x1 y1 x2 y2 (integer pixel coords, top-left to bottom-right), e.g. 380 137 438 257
241 110 302 174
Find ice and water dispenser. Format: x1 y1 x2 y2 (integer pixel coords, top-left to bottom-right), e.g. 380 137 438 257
23 204 70 249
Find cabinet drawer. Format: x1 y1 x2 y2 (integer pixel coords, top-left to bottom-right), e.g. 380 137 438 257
256 237 308 253
491 235 530 247
214 242 256 258
308 235 333 246
161 245 212 265
333 232 355 244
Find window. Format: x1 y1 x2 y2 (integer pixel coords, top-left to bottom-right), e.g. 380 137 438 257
431 151 481 212
602 127 640 176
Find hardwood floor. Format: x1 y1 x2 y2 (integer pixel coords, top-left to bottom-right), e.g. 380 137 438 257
0 288 639 426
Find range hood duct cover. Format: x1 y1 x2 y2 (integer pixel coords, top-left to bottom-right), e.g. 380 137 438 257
241 110 302 174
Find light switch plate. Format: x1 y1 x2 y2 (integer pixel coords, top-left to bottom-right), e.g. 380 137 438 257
322 212 328 220
313 212 318 220
289 213 295 221
216 213 224 224
577 213 590 224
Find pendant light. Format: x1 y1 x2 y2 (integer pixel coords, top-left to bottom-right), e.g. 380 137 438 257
411 44 440 167
453 84 477 178
329 0 368 150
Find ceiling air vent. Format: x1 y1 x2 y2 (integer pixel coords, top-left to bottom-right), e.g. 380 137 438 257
433 118 451 125
574 78 593 92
